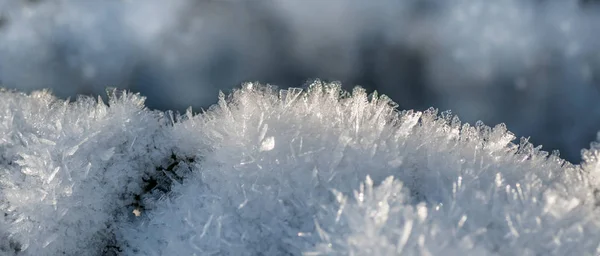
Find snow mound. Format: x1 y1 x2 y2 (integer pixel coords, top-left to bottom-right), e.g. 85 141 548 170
120 81 600 255
2 82 600 255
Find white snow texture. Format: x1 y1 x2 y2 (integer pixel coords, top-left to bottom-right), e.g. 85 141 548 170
2 81 600 255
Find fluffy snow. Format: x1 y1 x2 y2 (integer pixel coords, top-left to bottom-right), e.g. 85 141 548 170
0 88 174 255
3 0 600 162
2 81 600 255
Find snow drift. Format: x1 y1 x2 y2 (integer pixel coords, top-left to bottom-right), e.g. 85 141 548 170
2 81 600 255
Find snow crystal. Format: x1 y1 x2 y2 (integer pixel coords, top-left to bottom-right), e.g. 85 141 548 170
3 81 600 255
119 81 600 255
259 136 276 152
0 88 174 255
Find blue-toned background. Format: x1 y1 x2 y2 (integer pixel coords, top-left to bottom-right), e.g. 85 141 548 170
1 0 599 162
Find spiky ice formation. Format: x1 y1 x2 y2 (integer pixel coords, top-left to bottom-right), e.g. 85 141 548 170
0 89 173 255
119 81 600 255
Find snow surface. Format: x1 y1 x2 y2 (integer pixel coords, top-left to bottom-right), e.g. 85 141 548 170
2 81 600 255
2 0 600 162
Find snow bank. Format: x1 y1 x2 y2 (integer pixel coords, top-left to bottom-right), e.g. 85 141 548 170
2 81 600 255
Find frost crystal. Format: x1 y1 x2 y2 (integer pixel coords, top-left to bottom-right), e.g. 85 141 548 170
121 81 600 255
0 89 173 255
3 81 600 255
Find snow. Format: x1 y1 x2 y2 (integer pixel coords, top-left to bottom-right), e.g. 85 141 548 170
2 81 600 255
1 0 600 162
0 88 174 255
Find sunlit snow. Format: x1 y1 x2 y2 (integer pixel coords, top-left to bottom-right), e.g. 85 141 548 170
2 81 600 255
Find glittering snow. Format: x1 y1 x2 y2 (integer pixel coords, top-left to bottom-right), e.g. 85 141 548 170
3 81 600 255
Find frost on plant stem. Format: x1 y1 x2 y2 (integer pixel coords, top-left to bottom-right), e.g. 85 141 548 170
119 81 600 256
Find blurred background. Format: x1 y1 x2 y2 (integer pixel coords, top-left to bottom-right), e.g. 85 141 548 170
1 0 600 163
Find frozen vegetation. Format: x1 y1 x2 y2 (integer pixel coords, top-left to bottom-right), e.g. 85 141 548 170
2 81 600 255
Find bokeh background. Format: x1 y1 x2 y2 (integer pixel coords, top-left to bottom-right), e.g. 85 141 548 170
1 0 600 162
